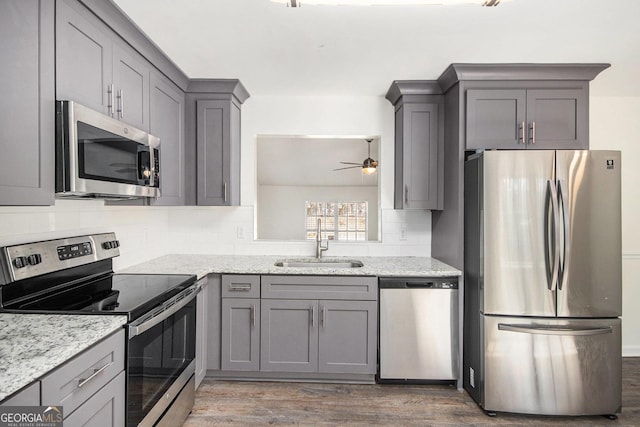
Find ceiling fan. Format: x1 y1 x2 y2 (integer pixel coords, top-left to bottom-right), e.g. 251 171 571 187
333 139 378 174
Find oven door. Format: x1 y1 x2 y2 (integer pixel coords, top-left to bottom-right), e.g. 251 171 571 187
127 285 198 427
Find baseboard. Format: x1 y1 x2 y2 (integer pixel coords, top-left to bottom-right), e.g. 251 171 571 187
622 345 640 357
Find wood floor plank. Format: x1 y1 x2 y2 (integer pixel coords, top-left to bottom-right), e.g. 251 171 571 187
184 358 640 426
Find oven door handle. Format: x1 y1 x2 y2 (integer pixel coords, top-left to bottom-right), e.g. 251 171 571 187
128 283 200 338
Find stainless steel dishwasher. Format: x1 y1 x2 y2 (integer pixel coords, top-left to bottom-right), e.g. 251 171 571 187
378 277 459 382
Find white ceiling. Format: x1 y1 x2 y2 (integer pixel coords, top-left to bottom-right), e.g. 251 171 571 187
257 136 379 186
113 0 640 97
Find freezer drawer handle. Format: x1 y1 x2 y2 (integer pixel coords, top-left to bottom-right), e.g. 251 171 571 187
498 323 612 336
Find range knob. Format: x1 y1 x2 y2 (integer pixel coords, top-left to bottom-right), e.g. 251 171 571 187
27 254 42 266
13 256 28 269
102 240 120 250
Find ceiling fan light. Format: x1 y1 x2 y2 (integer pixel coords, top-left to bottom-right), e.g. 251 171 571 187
362 157 377 174
362 166 377 174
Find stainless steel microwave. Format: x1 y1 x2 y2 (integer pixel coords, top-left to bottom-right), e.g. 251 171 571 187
55 100 160 199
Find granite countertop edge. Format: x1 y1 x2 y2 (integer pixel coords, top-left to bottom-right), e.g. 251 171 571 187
119 254 462 280
0 314 127 402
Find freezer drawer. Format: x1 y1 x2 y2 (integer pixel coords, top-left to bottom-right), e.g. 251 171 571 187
379 280 458 381
480 315 621 416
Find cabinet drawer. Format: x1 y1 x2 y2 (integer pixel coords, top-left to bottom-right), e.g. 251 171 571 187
261 276 377 301
222 275 260 298
41 329 125 415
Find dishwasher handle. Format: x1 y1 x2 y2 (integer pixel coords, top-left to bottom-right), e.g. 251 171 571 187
379 277 458 290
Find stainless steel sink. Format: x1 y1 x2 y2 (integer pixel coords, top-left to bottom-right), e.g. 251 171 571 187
274 259 364 268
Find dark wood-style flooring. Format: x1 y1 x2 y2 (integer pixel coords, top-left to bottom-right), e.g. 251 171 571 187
184 358 640 426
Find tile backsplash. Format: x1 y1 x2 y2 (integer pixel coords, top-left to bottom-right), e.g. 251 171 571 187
0 200 431 270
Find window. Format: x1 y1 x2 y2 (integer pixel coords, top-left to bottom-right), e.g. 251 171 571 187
305 201 367 241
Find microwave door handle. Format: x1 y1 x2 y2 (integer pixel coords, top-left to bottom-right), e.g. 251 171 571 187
128 284 200 338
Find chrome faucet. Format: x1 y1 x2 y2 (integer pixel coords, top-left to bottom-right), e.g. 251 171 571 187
316 219 328 259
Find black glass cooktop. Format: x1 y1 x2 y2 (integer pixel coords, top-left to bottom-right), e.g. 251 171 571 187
1 272 196 321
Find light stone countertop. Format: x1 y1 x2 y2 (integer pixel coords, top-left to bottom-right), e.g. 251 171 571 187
0 313 127 402
119 254 461 279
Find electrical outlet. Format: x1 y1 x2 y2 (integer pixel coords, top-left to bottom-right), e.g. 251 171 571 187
399 227 407 241
470 367 475 388
236 226 244 239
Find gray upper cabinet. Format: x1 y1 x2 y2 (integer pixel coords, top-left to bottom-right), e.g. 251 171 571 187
56 0 150 130
0 0 55 206
386 81 444 210
466 87 587 150
186 80 249 206
150 72 185 205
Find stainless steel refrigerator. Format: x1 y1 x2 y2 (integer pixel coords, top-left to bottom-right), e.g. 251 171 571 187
464 150 622 416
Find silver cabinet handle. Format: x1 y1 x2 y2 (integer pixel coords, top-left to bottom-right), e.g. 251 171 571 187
78 361 113 388
404 185 408 204
311 305 315 328
529 121 536 144
499 323 612 336
117 89 124 119
107 84 115 117
229 283 251 291
251 304 256 327
321 305 326 329
519 121 525 144
223 182 228 203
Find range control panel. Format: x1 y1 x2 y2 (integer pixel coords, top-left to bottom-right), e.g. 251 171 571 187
0 233 120 284
57 242 93 260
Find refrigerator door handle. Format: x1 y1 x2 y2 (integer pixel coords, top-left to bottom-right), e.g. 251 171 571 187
498 323 612 336
545 180 561 291
557 179 570 290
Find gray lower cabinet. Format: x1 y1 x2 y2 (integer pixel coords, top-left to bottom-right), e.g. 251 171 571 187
221 298 260 371
386 82 444 210
0 382 40 406
0 0 55 206
317 300 377 374
63 371 125 427
260 299 319 373
260 276 378 375
150 72 186 205
41 329 125 425
56 0 150 130
466 87 587 150
195 277 209 388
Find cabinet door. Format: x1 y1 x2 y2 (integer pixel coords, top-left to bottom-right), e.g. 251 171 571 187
0 0 54 205
196 100 231 205
397 102 443 210
466 89 527 150
150 72 185 205
260 299 318 372
526 89 588 149
56 0 112 115
221 298 260 371
318 300 377 374
112 43 150 131
195 280 209 388
63 371 125 427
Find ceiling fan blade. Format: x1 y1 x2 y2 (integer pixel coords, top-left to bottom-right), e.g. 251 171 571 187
339 162 362 165
333 165 361 171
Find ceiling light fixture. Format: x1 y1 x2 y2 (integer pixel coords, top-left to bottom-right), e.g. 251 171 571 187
274 0 506 6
